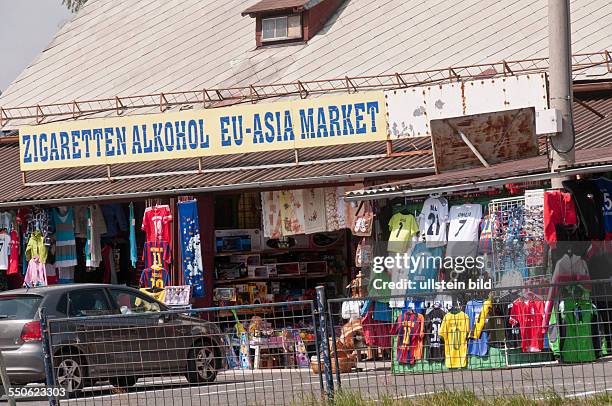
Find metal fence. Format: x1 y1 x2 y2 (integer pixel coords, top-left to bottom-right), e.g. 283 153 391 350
326 278 612 401
27 279 612 405
44 300 324 405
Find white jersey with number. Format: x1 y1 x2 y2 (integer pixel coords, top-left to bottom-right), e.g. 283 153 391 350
0 232 11 270
418 197 449 247
447 204 482 242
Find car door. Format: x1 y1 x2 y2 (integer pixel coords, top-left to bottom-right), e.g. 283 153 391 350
108 288 184 373
64 288 121 378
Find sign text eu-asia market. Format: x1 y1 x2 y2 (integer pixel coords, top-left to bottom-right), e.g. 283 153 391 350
19 92 387 170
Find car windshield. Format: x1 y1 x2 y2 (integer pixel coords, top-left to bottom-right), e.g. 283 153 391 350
0 296 42 319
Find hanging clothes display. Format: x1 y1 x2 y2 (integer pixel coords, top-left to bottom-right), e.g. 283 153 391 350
52 207 78 268
279 189 305 236
73 206 88 238
424 304 446 362
140 264 170 289
129 203 137 268
25 230 47 264
7 229 19 275
439 310 470 368
466 299 490 357
178 200 204 297
417 196 449 247
446 204 482 259
509 297 545 353
101 204 129 238
562 179 605 241
324 187 347 231
303 188 327 234
24 256 46 288
143 240 171 269
0 230 10 271
0 212 12 232
390 310 423 365
85 205 107 268
559 298 597 363
387 212 419 253
543 191 577 247
101 245 119 285
261 191 282 239
595 177 612 237
142 204 173 243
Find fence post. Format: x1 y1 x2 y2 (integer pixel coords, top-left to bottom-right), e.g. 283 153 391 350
0 348 16 406
39 308 58 406
315 285 334 399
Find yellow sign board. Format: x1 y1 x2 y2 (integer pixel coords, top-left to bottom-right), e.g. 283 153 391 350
19 92 387 171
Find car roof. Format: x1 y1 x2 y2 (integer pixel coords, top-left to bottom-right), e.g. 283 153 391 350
0 284 133 297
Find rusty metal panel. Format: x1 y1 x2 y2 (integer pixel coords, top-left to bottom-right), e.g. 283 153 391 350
430 107 538 173
385 73 548 139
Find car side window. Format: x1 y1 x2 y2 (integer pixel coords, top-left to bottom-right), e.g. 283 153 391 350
56 294 68 315
67 290 113 317
109 289 162 314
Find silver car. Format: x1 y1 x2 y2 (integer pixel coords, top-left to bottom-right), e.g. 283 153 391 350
0 284 223 394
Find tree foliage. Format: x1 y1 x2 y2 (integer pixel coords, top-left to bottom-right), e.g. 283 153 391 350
62 0 88 13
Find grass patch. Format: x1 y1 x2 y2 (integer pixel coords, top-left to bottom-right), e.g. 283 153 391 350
292 390 612 406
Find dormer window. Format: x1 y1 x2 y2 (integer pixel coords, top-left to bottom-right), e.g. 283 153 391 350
243 0 345 47
262 15 302 42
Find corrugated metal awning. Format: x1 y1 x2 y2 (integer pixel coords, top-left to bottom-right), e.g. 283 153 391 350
346 146 612 201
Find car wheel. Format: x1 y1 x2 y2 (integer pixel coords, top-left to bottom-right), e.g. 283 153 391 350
56 355 85 395
109 376 137 388
186 343 218 384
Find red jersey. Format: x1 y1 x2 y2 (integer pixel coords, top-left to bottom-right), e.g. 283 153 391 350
143 240 171 269
142 205 173 244
7 230 19 275
509 299 544 353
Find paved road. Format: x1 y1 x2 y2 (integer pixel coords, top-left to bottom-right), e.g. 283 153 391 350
4 358 612 405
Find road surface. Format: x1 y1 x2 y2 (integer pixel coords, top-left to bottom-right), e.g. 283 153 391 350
4 358 611 405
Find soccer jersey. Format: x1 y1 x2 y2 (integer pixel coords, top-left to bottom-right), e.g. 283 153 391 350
7 230 19 275
466 299 489 357
439 311 470 368
142 205 173 243
418 197 449 247
0 231 11 270
390 311 422 365
509 299 544 353
559 299 597 363
446 204 482 258
595 177 612 234
387 213 419 253
408 243 444 295
562 179 605 240
139 267 170 289
425 306 446 362
143 240 171 268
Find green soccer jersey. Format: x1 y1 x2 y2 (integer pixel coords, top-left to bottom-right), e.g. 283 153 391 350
560 299 596 363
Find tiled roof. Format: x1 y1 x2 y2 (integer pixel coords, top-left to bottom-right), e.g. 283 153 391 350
1 0 611 126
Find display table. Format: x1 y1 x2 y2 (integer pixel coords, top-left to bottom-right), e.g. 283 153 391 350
250 339 286 369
